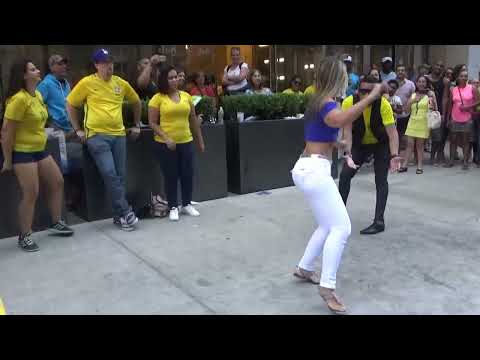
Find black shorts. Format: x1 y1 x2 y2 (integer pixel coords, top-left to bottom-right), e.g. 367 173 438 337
12 150 50 164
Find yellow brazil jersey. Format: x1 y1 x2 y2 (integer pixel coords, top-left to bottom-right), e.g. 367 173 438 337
283 88 303 95
66 74 140 138
304 85 316 96
4 89 49 152
342 95 395 144
148 91 193 144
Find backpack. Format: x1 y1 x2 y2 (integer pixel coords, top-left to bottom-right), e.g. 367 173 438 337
136 193 169 219
226 62 244 73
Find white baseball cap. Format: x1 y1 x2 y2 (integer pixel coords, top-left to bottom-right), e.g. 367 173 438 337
382 56 393 63
343 55 353 62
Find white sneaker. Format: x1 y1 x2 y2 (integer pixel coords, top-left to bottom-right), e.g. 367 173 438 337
182 204 200 217
169 208 179 221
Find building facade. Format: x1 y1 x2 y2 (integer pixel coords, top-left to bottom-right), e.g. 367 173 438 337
1 45 479 102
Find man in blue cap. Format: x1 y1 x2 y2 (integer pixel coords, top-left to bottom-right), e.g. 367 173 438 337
66 48 142 231
344 55 360 97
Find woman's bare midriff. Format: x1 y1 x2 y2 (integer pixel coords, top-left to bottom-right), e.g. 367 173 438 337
304 141 335 160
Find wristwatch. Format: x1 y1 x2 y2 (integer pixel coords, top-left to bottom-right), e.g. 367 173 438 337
390 154 399 159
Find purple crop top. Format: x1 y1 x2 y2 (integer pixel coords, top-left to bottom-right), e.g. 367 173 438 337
304 101 339 142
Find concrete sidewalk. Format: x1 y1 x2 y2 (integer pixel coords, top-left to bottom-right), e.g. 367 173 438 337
1 163 479 315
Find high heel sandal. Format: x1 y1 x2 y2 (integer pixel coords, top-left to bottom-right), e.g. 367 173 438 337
318 287 347 314
293 267 320 285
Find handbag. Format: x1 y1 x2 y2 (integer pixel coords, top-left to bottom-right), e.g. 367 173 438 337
427 95 441 129
428 109 441 129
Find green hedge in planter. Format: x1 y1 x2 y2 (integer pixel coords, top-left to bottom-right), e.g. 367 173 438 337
195 96 215 121
220 93 313 122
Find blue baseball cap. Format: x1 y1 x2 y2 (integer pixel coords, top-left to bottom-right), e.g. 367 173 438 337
92 48 114 63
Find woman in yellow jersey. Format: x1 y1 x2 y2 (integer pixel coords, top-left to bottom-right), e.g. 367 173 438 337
148 66 205 221
1 59 74 252
282 75 303 95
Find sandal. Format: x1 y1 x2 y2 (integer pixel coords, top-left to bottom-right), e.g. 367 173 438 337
398 167 408 173
462 164 469 170
416 169 423 174
318 287 347 314
293 267 320 285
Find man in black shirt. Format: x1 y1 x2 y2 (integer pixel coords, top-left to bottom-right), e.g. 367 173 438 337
428 61 450 165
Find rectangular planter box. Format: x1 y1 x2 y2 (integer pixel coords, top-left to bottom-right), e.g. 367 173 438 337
77 125 228 222
225 119 338 195
0 138 64 239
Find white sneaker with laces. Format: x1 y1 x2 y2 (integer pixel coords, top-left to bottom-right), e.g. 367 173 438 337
182 204 200 217
169 207 180 221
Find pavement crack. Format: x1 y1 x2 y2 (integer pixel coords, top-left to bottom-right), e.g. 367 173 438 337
96 225 216 314
422 273 457 292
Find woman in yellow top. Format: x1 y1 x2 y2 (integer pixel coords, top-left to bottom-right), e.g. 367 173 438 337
1 59 74 252
148 66 205 221
282 75 303 95
399 75 438 174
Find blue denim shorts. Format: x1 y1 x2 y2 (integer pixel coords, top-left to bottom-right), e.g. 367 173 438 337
12 150 50 164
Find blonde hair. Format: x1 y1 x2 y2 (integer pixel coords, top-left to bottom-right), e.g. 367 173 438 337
305 56 348 120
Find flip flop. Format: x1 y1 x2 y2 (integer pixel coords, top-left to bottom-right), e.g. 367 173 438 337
416 169 423 174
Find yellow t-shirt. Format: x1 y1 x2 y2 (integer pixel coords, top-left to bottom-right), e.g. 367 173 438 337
282 88 303 95
4 89 49 152
342 95 395 144
148 91 193 144
304 85 316 96
66 74 140 138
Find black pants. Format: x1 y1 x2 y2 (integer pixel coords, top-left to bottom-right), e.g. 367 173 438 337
397 115 409 151
154 141 194 209
471 116 480 163
339 143 390 223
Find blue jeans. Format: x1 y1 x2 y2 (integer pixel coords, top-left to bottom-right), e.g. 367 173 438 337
86 135 130 218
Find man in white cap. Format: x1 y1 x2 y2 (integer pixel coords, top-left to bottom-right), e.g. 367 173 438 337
380 57 397 82
344 55 360 97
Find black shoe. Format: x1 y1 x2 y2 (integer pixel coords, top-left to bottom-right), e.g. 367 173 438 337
360 222 385 235
49 220 74 236
18 233 39 252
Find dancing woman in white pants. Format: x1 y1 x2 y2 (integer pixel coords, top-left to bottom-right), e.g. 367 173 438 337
292 57 390 313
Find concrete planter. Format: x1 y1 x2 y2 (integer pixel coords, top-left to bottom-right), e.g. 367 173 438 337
225 119 338 195
77 125 228 222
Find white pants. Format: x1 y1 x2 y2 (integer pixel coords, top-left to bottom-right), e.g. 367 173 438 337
291 156 352 289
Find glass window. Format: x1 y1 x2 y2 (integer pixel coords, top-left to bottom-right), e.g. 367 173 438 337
370 45 393 70
252 45 273 90
273 45 324 92
326 45 363 75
